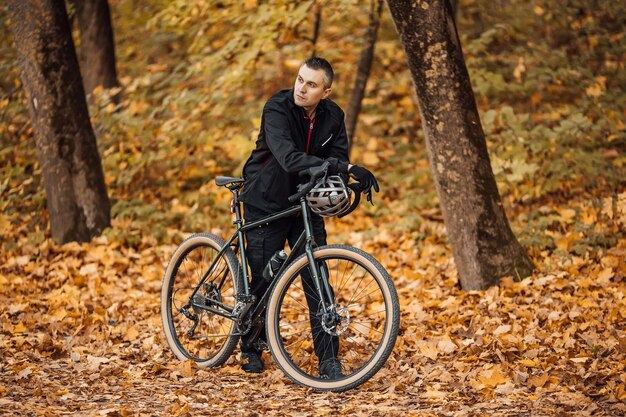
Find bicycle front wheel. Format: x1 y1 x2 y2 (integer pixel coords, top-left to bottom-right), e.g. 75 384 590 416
266 245 400 392
161 233 242 367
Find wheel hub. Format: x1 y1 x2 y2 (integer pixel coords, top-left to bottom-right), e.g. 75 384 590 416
192 283 221 315
321 304 350 336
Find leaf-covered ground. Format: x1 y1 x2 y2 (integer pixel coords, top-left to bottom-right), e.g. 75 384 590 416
1 189 625 416
1 0 626 415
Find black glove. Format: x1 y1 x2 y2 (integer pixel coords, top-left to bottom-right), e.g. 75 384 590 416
298 160 335 182
324 157 348 176
349 165 379 197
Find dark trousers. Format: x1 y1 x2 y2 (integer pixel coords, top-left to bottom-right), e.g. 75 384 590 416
242 204 339 363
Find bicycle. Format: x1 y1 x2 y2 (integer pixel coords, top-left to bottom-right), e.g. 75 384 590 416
160 161 400 392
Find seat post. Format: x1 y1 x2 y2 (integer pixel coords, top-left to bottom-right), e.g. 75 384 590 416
232 189 243 225
233 187 251 294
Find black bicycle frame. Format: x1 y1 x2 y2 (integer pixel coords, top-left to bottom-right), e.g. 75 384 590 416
186 187 333 327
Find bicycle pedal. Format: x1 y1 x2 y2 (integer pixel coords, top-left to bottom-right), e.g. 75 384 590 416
252 339 269 352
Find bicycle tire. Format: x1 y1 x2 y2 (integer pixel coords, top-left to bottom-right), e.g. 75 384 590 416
161 233 243 367
266 244 400 392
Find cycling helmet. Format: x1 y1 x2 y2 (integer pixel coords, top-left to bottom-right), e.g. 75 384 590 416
306 175 352 217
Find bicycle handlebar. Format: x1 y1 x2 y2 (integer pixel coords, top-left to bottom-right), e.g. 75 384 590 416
287 161 331 203
287 161 368 218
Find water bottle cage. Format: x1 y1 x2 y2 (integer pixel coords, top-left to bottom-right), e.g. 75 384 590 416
263 250 288 281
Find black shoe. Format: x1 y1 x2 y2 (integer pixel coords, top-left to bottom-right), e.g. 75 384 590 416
319 358 343 380
241 352 264 373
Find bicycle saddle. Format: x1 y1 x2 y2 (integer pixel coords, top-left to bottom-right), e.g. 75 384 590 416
215 176 245 187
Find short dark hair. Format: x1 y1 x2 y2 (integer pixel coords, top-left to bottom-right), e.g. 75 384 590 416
302 56 334 88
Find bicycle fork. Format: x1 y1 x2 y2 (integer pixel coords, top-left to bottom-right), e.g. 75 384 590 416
300 198 335 314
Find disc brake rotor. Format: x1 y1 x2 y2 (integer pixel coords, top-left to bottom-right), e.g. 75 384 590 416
192 283 222 315
321 304 350 336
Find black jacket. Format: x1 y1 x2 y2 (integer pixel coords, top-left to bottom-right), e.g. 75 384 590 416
240 89 350 213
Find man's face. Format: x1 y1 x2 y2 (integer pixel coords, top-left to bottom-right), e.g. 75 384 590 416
293 64 331 110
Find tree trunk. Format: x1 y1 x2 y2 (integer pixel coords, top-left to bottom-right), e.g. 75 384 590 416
386 0 534 290
310 2 322 57
7 0 111 244
345 0 384 153
71 0 119 95
449 0 458 18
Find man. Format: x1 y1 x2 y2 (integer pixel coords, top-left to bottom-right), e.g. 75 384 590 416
238 57 379 378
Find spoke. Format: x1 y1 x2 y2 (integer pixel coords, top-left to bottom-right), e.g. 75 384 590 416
341 333 370 365
350 320 384 335
196 311 208 355
299 269 321 304
282 328 313 348
347 308 387 319
215 261 230 290
288 337 317 375
347 275 375 307
205 311 218 339
182 256 190 282
336 258 354 294
343 328 375 347
285 288 310 312
278 318 311 327
346 286 382 306
313 333 334 365
198 246 205 283
285 334 311 361
190 332 232 339
210 261 226 283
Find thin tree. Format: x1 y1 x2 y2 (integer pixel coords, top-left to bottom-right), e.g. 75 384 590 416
70 0 119 95
7 0 111 243
386 0 534 290
310 2 322 57
345 0 384 152
450 0 458 18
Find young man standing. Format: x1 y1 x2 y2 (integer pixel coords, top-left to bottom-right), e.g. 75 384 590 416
238 57 379 378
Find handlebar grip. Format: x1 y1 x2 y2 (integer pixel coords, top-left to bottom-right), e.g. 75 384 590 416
288 182 314 203
289 161 331 203
297 160 330 179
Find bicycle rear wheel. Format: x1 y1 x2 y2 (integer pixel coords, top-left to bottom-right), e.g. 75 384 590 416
266 245 400 392
161 233 242 367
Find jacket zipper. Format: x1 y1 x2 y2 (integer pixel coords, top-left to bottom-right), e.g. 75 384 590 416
305 116 315 154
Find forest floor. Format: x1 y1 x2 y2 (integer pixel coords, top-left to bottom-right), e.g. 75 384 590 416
2 1 626 415
1 176 625 416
